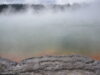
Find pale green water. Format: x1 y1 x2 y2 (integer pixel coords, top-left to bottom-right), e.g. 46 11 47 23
0 3 100 57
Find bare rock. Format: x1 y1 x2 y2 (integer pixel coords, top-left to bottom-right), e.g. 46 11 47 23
0 55 100 75
13 55 100 75
0 57 17 74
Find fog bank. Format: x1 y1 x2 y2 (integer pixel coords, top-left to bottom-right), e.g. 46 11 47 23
0 0 100 59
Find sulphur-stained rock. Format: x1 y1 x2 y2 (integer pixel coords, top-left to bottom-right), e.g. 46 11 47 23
0 55 100 75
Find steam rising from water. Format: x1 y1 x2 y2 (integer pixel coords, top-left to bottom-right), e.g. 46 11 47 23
0 0 100 60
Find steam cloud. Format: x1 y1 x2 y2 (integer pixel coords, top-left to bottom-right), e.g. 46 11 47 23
0 0 95 4
0 0 100 58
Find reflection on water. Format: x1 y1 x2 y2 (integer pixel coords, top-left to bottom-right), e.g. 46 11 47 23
0 2 100 61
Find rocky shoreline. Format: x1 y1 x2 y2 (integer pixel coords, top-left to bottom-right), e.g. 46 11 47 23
0 55 100 75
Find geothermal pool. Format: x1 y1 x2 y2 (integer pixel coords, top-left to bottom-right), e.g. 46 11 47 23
0 1 100 61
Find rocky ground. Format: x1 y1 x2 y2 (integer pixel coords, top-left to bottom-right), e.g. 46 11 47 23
0 55 100 75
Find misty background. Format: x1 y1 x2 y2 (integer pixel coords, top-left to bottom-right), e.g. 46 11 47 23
0 0 95 4
0 0 100 60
